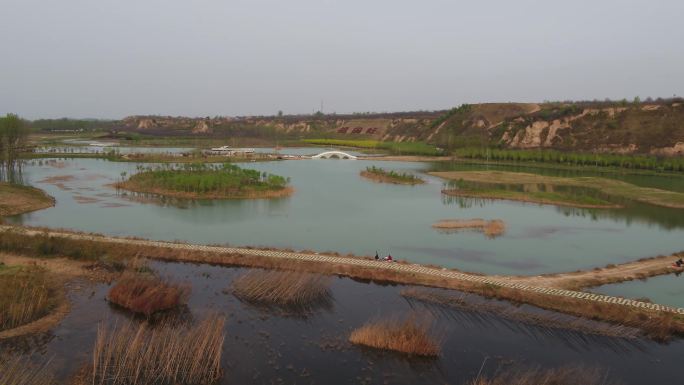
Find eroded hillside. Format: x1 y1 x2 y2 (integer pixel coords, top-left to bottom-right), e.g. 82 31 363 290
114 100 684 155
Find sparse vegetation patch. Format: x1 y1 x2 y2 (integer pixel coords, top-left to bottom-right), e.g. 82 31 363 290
230 270 332 311
361 166 424 185
349 314 441 356
432 219 506 238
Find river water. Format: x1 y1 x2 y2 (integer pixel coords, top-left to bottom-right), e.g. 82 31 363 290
5 147 684 383
4 260 683 385
10 149 684 278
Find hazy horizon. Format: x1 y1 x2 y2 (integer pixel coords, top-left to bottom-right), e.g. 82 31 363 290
2 0 683 120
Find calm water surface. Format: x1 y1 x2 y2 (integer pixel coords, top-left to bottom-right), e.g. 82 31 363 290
10 150 684 277
594 274 684 309
4 261 683 385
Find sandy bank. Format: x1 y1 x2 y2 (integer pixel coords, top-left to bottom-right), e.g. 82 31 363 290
0 183 55 216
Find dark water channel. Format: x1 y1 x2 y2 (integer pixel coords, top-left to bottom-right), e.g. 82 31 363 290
3 260 684 385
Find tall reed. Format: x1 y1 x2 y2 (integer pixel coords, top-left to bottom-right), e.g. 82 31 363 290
349 314 441 356
0 356 55 385
91 315 225 385
0 266 56 331
231 270 332 310
468 365 621 385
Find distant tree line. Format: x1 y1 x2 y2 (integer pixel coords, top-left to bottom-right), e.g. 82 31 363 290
28 118 116 132
453 147 684 172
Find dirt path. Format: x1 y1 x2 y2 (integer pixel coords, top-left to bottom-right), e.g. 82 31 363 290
500 254 680 290
2 225 683 316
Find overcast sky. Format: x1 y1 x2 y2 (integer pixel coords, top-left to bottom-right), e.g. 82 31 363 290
1 0 682 119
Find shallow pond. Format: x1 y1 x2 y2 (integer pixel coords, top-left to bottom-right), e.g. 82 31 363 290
593 274 684 309
4 260 684 385
8 150 684 277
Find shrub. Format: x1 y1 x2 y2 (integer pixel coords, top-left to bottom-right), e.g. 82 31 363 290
107 274 190 316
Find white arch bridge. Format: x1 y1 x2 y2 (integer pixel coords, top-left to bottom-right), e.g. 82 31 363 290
310 151 357 160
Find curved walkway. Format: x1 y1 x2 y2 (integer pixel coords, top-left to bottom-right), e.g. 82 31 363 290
3 225 683 315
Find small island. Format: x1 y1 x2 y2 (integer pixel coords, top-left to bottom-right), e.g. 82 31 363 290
360 166 425 185
116 163 293 200
432 219 506 238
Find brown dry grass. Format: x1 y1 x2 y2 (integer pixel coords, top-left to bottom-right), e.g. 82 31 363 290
0 183 55 216
91 315 225 385
107 274 190 317
231 270 331 310
468 365 621 385
0 265 60 332
473 283 683 341
1 226 683 340
349 314 441 356
432 219 506 238
0 356 55 385
401 288 640 338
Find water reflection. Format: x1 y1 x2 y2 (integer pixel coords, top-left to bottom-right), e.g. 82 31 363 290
441 185 684 230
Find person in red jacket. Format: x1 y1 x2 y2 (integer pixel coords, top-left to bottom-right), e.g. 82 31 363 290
385 254 393 262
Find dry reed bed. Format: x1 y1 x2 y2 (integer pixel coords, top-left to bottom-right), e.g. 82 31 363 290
231 270 332 310
0 356 55 385
468 365 621 385
401 288 640 338
1 227 683 340
349 314 441 356
474 284 682 341
107 274 190 317
0 265 59 332
432 219 506 238
91 315 225 385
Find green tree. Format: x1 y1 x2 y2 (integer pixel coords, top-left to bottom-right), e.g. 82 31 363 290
0 114 29 183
